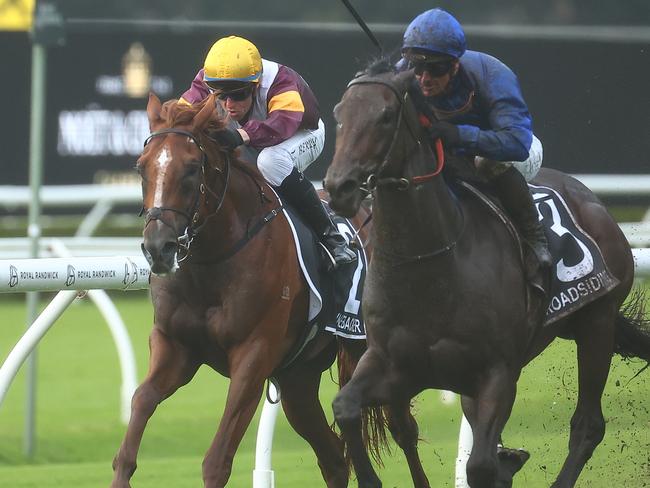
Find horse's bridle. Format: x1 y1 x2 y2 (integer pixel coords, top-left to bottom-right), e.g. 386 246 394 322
345 74 462 266
141 128 231 262
345 74 445 193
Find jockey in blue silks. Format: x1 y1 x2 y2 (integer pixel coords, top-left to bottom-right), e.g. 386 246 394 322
399 8 552 271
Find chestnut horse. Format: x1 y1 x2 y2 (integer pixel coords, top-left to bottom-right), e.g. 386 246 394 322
324 64 650 488
110 94 384 488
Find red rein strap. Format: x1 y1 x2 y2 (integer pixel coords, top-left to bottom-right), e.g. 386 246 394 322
412 114 445 185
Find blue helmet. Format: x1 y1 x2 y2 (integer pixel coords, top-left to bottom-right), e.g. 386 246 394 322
402 8 466 59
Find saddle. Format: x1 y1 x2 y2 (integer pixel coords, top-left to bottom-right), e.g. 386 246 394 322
271 201 368 374
453 178 618 326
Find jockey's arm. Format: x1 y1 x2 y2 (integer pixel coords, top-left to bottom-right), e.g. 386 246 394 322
241 99 304 148
455 61 533 162
241 75 307 148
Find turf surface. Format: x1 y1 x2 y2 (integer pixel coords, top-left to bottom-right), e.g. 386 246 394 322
0 291 649 487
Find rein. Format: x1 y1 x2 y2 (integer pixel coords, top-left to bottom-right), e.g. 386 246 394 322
141 127 278 263
346 76 445 193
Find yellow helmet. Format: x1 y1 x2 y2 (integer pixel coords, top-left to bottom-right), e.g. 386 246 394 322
203 36 262 84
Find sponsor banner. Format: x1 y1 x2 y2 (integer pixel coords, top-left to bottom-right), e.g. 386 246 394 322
1 256 150 292
1 29 649 186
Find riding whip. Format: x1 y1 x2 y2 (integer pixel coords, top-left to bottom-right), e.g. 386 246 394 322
338 0 383 53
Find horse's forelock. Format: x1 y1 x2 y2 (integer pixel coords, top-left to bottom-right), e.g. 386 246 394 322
153 98 266 186
364 57 396 77
161 98 226 133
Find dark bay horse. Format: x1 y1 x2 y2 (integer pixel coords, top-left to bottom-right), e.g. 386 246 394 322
323 65 650 488
110 93 383 488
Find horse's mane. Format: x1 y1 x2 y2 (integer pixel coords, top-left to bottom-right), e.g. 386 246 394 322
159 98 267 186
363 57 397 76
358 57 432 124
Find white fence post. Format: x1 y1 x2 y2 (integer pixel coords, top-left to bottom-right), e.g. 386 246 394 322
48 240 138 423
0 290 78 406
253 382 281 488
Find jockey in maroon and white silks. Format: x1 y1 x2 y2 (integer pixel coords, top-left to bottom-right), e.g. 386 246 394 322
181 60 321 153
180 36 355 266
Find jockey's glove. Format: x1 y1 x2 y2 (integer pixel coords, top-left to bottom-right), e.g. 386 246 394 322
426 121 460 147
211 128 244 150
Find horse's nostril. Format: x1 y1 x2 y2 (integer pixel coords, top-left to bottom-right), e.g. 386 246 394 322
161 241 178 260
338 179 359 197
141 242 153 265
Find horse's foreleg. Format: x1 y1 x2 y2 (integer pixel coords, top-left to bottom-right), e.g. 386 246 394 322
111 328 199 488
201 345 269 488
386 400 430 488
463 367 517 488
333 348 393 488
279 358 348 488
551 306 615 488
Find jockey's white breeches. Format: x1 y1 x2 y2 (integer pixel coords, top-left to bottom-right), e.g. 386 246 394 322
256 119 325 186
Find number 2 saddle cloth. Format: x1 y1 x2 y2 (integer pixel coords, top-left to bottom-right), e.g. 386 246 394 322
273 198 368 371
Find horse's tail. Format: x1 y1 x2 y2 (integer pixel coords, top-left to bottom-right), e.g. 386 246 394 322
336 339 391 467
615 288 650 362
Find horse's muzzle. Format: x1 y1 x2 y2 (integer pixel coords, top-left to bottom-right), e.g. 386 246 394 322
141 239 179 275
324 174 364 218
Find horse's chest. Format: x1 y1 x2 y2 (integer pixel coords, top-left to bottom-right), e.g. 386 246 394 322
365 268 453 319
165 301 242 344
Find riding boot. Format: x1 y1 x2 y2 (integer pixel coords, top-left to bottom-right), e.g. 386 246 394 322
491 166 553 270
277 168 357 267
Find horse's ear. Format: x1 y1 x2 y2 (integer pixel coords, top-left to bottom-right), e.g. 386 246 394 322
146 93 163 129
192 93 217 132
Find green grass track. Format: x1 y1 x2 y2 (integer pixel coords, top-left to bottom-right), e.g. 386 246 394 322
0 291 649 487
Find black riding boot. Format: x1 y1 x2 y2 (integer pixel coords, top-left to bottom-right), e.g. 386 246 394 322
491 166 552 269
277 168 357 267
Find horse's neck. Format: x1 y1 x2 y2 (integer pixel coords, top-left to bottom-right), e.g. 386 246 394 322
190 167 267 260
373 145 461 256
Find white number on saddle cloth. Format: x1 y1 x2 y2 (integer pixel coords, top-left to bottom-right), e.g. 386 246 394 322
533 192 594 282
336 222 363 315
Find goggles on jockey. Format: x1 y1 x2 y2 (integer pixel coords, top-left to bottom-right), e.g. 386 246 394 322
412 60 453 77
218 87 254 102
404 50 454 77
206 81 255 101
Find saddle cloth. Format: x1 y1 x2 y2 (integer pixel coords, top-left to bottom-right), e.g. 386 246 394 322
529 184 619 324
281 201 368 347
460 181 619 325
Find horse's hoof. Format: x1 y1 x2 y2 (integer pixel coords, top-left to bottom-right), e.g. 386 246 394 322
496 446 530 487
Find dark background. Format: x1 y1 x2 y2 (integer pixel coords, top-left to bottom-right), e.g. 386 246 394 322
1 16 648 186
49 0 650 26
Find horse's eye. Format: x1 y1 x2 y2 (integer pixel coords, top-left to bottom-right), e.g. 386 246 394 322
184 164 200 178
380 108 395 126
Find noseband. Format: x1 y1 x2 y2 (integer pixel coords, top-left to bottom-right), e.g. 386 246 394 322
344 75 460 266
141 128 231 261
345 75 445 193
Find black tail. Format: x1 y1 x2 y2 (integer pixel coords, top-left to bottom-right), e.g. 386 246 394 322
615 288 650 362
336 338 390 467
